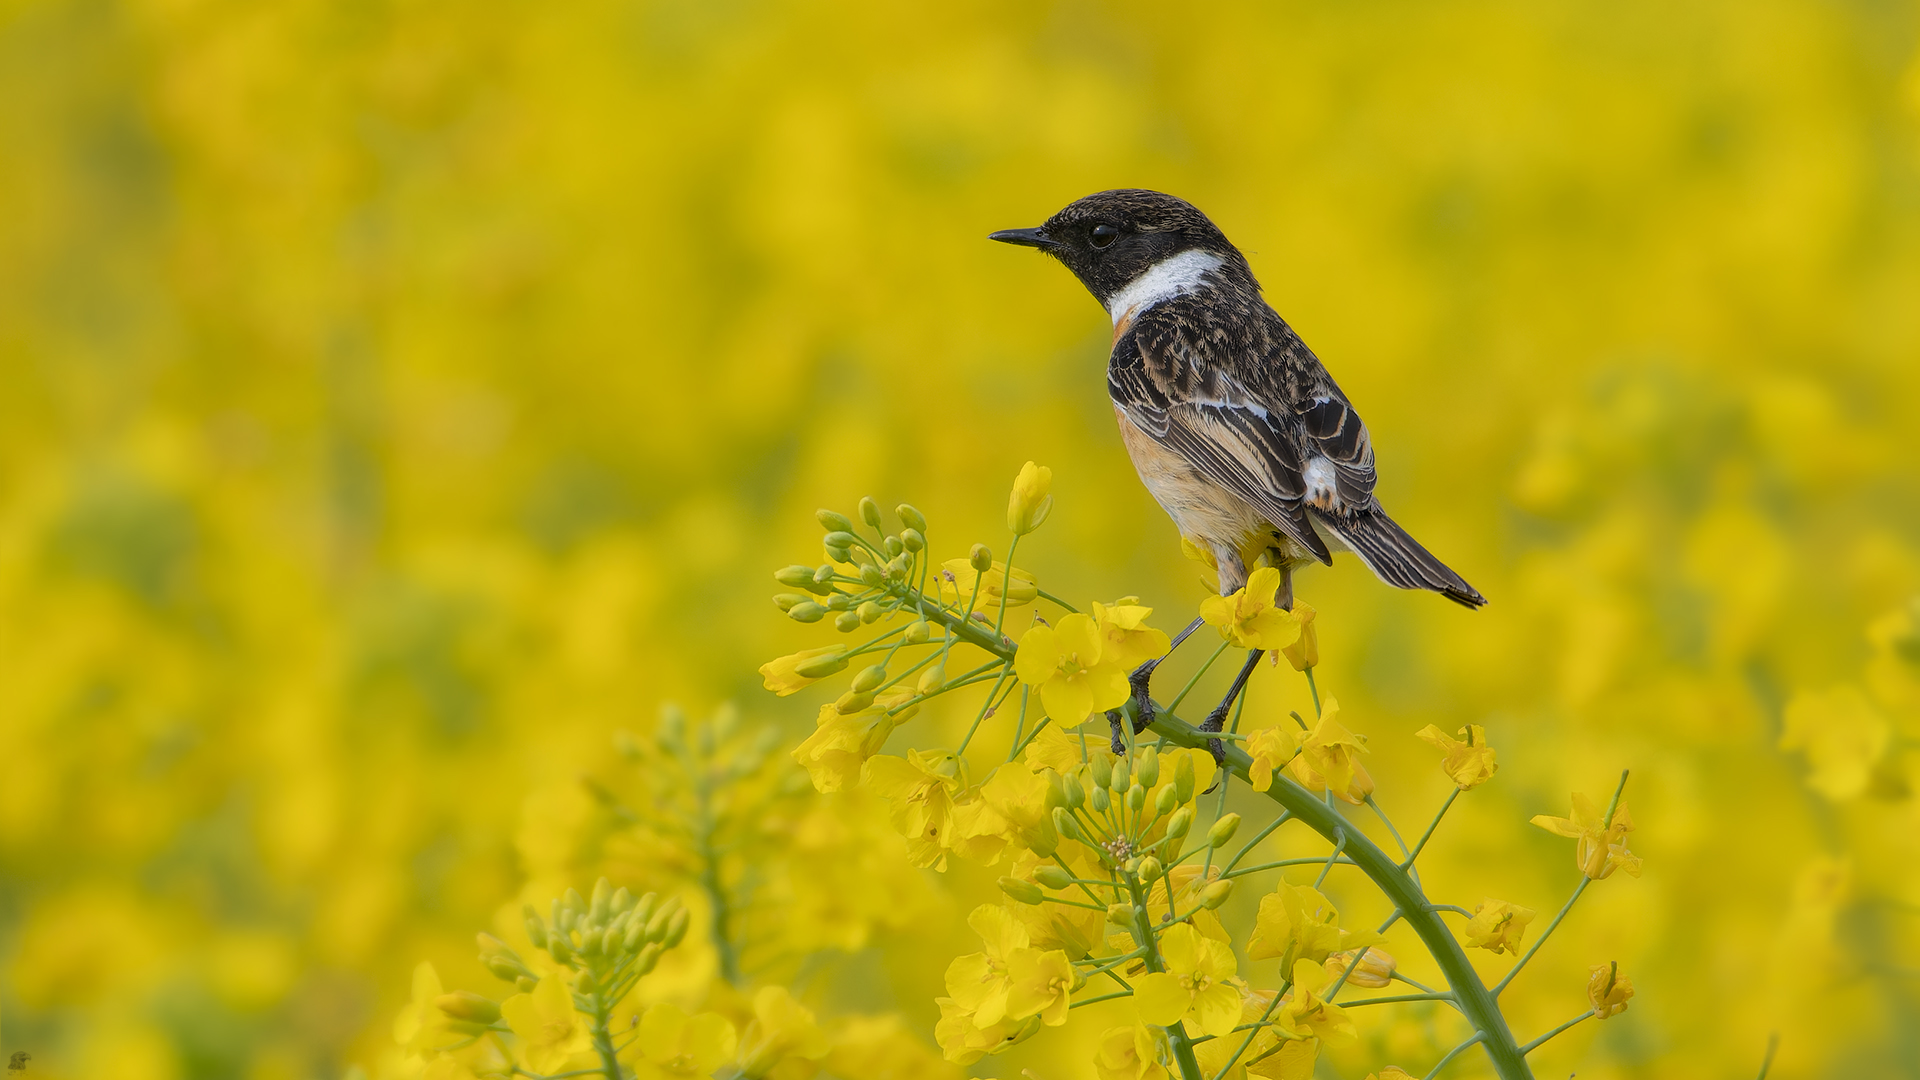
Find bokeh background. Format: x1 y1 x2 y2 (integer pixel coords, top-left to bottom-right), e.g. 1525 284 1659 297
4 0 1920 1077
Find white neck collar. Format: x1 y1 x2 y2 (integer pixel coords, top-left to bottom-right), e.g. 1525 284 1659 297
1105 249 1224 326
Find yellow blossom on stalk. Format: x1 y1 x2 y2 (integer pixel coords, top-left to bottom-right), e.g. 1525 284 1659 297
1325 946 1396 988
1200 567 1304 650
1092 598 1172 666
944 905 1031 1028
1024 725 1114 777
1779 686 1890 800
1273 959 1358 1047
1280 600 1319 671
1247 1040 1319 1080
737 986 830 1078
423 1056 483 1080
1531 792 1642 880
1285 701 1372 804
934 996 1036 1064
1191 988 1317 1079
1008 461 1054 535
939 559 1039 607
1007 852 1106 958
1004 946 1076 1026
1132 923 1243 1038
792 703 895 792
633 1003 738 1079
1015 613 1130 723
758 645 849 696
1096 1024 1172 1080
1587 961 1634 1019
980 764 1060 856
1248 884 1381 971
1463 899 1536 955
393 962 453 1056
1414 724 1498 790
1246 725 1301 792
500 974 590 1074
864 749 965 870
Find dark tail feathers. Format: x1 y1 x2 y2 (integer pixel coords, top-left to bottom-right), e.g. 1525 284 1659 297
1316 509 1487 609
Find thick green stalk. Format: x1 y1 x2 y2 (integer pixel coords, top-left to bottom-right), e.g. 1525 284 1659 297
1145 710 1531 1080
1123 873 1206 1080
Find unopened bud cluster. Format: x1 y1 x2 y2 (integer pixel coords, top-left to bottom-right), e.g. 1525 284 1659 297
516 878 688 1008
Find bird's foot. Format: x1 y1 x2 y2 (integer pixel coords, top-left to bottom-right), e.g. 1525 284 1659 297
1127 660 1158 735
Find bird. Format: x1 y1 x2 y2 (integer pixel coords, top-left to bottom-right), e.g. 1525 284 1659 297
990 189 1484 745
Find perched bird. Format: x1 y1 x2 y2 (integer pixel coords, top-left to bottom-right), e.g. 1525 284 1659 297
991 189 1483 747
990 189 1485 612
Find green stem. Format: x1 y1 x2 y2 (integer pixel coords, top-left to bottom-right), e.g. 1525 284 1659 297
1424 1033 1485 1078
1518 1010 1592 1054
1494 770 1627 997
1401 787 1461 869
1124 873 1205 1080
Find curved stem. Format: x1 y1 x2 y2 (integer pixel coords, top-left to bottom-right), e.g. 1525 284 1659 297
1123 873 1205 1080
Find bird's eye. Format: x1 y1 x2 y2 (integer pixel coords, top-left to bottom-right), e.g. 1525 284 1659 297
1090 224 1119 248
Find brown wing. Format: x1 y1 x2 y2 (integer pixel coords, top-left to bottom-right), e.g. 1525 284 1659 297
1295 392 1378 513
1109 320 1333 564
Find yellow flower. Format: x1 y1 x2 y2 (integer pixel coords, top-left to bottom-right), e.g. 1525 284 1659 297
1279 600 1319 671
1095 1024 1171 1080
1531 793 1642 880
1004 946 1076 1026
1587 961 1634 1019
1008 461 1054 535
1780 686 1889 800
944 904 1031 1028
1248 884 1382 972
938 559 1039 607
792 703 895 793
1246 1039 1318 1079
935 997 1037 1064
1023 724 1116 778
1462 899 1536 955
500 974 590 1074
1132 923 1242 1038
1413 724 1498 790
1199 566 1303 651
634 1003 738 1079
758 645 849 696
1015 613 1130 723
1324 947 1395 989
1284 701 1371 804
1366 1070 1416 1080
1273 959 1357 1047
1245 725 1301 793
980 764 1060 857
1092 598 1172 667
864 749 964 870
736 986 829 1079
393 961 452 1055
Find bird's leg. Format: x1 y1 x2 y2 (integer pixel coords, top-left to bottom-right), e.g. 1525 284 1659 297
1201 648 1265 764
1275 564 1294 612
1118 615 1207 751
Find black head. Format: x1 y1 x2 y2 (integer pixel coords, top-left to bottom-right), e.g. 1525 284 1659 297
989 189 1253 308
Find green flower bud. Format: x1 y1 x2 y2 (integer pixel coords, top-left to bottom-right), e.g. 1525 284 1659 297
1126 782 1146 812
1034 865 1073 891
836 689 875 713
793 652 849 679
788 601 827 623
634 941 663 975
1090 785 1111 812
476 932 512 959
1209 813 1241 847
1200 879 1234 909
1166 807 1194 840
814 564 837 586
969 543 993 572
603 925 623 955
903 620 931 644
1090 755 1113 790
834 611 861 633
896 503 927 532
998 876 1044 905
1106 903 1135 927
827 592 854 611
1155 784 1179 816
611 887 633 913
859 496 883 529
516 975 537 993
1138 856 1164 883
775 565 817 589
901 528 926 552
485 955 523 982
851 665 887 693
1061 771 1086 809
633 892 657 927
886 555 909 583
1009 1013 1043 1047
547 931 572 965
589 879 612 922
663 908 690 948
824 530 859 550
623 915 645 951
917 664 946 695
818 509 855 533
1174 752 1195 804
1134 746 1160 788
1123 856 1140 875
436 991 501 1025
825 543 851 564
1110 761 1130 792
1052 806 1082 841
884 535 904 558
857 600 883 624
578 924 602 957
564 888 587 915
524 915 548 949
773 592 810 612
645 900 677 943
860 563 885 587
575 969 598 995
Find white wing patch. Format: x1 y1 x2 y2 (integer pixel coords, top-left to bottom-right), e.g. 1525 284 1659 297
1106 249 1224 327
1304 455 1342 512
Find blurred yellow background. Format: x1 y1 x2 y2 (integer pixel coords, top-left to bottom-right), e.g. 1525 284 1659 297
3 0 1919 1076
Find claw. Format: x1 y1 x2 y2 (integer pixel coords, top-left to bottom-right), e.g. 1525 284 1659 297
1127 660 1158 735
1106 709 1128 754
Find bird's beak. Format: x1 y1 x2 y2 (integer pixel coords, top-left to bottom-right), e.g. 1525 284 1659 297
988 226 1053 249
